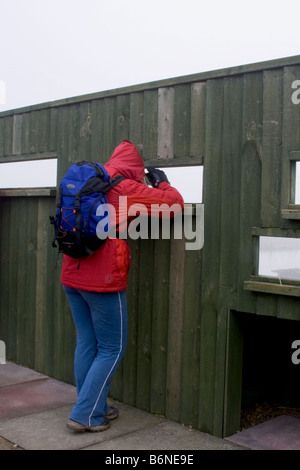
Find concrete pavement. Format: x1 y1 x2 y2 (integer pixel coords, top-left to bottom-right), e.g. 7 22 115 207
0 361 247 451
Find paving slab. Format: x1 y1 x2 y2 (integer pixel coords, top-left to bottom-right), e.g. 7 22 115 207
0 361 47 387
84 419 247 451
0 402 166 450
227 415 300 450
0 377 77 420
0 362 247 451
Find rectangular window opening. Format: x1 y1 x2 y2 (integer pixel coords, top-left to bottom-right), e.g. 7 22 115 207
0 159 57 189
147 165 203 204
258 236 300 282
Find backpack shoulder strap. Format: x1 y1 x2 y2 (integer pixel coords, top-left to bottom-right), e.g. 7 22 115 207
104 175 126 193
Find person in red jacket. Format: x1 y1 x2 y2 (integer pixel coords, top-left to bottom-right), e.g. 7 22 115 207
63 140 184 433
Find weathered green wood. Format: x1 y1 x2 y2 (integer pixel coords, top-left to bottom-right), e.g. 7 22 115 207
12 115 22 156
165 237 186 421
216 75 243 436
4 116 13 156
7 199 18 360
0 117 5 156
149 237 170 415
21 112 30 154
261 69 283 227
135 238 155 411
129 92 144 157
236 72 263 314
157 87 174 159
101 97 117 160
120 239 140 406
173 84 191 159
199 78 224 435
79 101 92 159
143 90 158 160
180 244 202 428
190 82 206 158
116 94 130 144
1 57 300 439
0 198 10 349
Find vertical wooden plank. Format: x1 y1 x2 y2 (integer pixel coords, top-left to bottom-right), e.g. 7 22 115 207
129 92 144 157
199 77 224 435
157 87 174 159
49 107 58 152
261 69 283 226
31 109 50 153
135 238 155 411
173 84 191 159
56 105 80 181
116 94 130 144
143 90 158 161
121 239 140 406
101 97 117 160
165 237 185 422
79 101 92 160
219 76 243 306
0 117 5 156
16 198 28 364
215 75 243 435
91 99 103 162
4 116 12 156
237 72 263 313
150 237 170 415
7 199 19 360
12 115 22 156
24 197 38 368
180 243 202 427
0 198 10 353
190 82 206 158
21 112 31 154
35 196 56 375
67 104 80 164
29 111 39 153
56 106 69 182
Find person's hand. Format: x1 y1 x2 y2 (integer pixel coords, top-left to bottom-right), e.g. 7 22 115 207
145 167 170 188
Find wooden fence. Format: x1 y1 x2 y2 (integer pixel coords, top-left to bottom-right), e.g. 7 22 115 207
1 55 300 437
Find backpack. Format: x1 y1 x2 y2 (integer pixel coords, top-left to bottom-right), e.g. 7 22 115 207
50 161 124 258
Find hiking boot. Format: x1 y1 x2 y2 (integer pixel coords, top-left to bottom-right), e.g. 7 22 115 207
67 417 111 433
105 406 119 420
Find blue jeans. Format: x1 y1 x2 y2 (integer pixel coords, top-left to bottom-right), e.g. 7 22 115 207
63 286 128 426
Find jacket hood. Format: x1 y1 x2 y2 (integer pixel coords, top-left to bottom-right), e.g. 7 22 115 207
105 140 145 182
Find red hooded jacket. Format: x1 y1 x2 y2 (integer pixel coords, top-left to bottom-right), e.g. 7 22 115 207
61 140 184 292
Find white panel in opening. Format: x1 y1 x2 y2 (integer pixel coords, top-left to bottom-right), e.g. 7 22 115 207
148 166 203 203
258 236 300 281
0 159 57 188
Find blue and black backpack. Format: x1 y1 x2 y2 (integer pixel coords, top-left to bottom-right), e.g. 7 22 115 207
50 161 124 258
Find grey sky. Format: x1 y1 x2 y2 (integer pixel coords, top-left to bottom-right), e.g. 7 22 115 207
1 0 299 112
